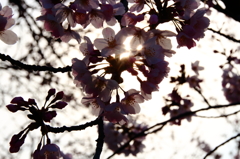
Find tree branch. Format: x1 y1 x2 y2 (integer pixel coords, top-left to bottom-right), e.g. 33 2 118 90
195 109 240 118
208 28 240 43
203 133 240 159
0 53 71 73
46 117 100 133
107 102 240 158
93 117 105 159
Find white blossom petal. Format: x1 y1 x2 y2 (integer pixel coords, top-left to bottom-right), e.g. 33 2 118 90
0 30 18 44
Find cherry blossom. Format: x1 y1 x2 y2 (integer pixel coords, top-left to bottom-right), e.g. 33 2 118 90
148 29 176 50
37 9 64 38
71 58 92 88
121 13 144 26
121 89 144 114
80 36 102 64
94 27 125 57
191 60 204 75
53 3 76 27
0 3 18 45
174 0 200 20
85 76 119 102
104 102 128 125
104 122 147 156
60 28 81 43
141 37 165 65
39 144 61 159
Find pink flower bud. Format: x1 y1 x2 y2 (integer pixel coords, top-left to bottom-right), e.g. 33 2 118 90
42 111 57 122
6 104 20 112
9 133 27 153
40 144 61 159
148 14 158 24
11 97 27 106
56 91 64 100
50 91 64 104
46 88 56 101
28 98 37 105
51 101 68 109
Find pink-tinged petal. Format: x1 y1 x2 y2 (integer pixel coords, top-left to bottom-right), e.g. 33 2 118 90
44 20 64 38
122 103 140 114
0 30 18 45
61 30 81 43
101 4 113 21
148 14 158 24
89 0 100 8
103 111 128 125
102 27 115 40
67 13 76 27
106 17 117 26
129 3 144 12
94 39 108 50
40 144 61 159
73 9 89 25
53 3 68 23
106 79 119 89
0 6 12 18
39 0 55 9
89 10 104 28
161 30 176 36
5 18 15 29
0 16 7 31
113 3 125 15
177 32 196 49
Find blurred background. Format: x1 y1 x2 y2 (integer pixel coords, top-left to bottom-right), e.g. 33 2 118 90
1 0 240 158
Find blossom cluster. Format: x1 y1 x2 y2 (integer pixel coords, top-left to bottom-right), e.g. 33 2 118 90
51 0 210 124
0 3 18 45
6 88 68 156
222 65 240 103
104 121 147 156
162 88 194 125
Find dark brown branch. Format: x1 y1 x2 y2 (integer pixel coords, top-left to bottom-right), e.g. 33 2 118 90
93 117 105 159
107 102 240 158
196 109 240 118
202 0 240 23
203 133 240 159
193 87 211 107
0 53 71 73
46 117 100 133
208 28 240 43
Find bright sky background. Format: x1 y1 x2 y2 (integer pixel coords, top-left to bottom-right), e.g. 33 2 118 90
1 1 240 159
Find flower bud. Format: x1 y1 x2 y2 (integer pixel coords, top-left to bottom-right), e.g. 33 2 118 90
6 104 20 112
46 88 56 101
51 101 68 109
42 111 57 122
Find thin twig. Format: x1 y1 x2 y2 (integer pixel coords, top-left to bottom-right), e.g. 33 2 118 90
195 109 240 118
46 117 100 133
193 87 211 107
203 133 240 159
107 102 240 158
0 53 71 73
208 28 240 43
